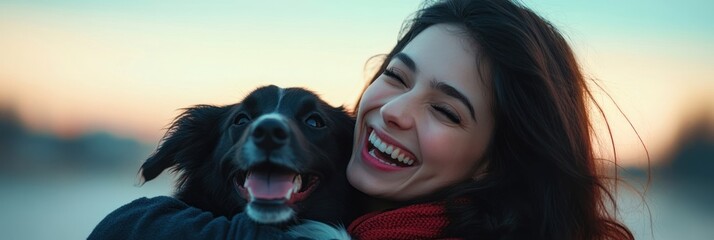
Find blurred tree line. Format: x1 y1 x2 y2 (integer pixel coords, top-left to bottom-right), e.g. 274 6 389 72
0 107 153 178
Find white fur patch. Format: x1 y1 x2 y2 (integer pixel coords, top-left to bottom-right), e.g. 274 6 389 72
287 220 351 240
252 113 287 126
274 87 285 112
245 204 295 224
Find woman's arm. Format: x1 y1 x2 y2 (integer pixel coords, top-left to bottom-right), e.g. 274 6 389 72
88 196 294 240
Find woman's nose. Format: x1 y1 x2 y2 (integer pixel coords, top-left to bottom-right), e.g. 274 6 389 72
380 95 415 130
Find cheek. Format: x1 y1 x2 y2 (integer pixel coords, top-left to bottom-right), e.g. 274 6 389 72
357 79 392 115
419 127 481 175
420 129 459 165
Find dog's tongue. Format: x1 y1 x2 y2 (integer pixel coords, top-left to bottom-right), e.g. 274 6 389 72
245 171 297 200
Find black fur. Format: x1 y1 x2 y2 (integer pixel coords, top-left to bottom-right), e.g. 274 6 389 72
139 85 354 225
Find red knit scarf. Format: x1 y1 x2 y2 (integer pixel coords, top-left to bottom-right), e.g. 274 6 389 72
347 202 461 240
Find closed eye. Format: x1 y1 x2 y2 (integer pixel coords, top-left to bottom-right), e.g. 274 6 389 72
431 104 461 124
383 68 407 87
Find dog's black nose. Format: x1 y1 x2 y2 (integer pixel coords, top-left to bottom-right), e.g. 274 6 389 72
252 118 288 150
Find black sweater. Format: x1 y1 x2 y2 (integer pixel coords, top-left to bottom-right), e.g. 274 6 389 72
88 196 298 240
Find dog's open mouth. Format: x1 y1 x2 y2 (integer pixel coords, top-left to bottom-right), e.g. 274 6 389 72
234 164 320 205
234 164 320 223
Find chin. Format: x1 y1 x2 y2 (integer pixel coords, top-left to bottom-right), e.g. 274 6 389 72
346 158 399 201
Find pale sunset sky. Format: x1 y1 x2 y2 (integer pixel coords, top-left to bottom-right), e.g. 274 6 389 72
1 0 712 167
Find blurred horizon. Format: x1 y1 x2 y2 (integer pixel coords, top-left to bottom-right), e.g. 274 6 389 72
1 0 713 239
1 0 713 167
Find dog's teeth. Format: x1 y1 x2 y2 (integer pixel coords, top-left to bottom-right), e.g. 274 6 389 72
285 188 293 200
407 159 414 165
243 172 251 187
397 154 405 163
385 145 394 155
293 175 302 193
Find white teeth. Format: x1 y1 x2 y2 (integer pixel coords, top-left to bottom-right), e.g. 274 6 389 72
285 188 293 200
378 141 387 152
385 145 394 155
243 172 251 188
286 175 302 200
370 149 397 166
292 175 302 194
390 148 400 159
369 148 377 158
368 130 415 166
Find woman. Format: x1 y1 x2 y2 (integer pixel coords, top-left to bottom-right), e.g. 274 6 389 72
343 0 633 239
90 0 634 239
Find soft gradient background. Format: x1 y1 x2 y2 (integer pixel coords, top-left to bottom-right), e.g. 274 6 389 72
1 0 712 239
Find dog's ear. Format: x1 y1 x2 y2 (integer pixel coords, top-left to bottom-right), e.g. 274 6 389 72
137 104 229 185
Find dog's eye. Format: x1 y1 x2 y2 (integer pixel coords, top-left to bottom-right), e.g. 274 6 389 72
234 113 251 126
305 114 325 128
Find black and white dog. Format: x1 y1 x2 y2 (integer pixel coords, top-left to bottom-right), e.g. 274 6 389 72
138 85 354 237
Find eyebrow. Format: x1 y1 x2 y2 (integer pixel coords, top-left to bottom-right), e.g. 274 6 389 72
393 52 477 122
431 80 477 121
394 52 416 72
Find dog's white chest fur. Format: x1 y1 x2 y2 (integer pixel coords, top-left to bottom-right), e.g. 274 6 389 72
287 220 351 240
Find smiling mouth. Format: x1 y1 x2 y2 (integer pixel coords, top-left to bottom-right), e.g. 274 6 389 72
366 129 416 167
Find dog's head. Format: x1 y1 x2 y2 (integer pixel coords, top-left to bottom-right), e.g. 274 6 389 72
139 85 354 224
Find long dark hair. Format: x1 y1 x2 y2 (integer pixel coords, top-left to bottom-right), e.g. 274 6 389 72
357 0 634 239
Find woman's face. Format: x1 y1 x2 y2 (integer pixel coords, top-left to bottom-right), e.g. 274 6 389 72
347 24 495 201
